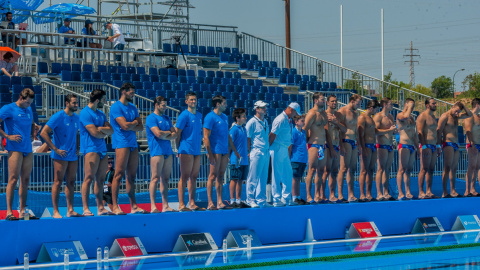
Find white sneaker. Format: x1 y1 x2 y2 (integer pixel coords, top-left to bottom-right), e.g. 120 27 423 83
249 202 260 208
281 198 287 205
260 203 273 208
273 201 286 207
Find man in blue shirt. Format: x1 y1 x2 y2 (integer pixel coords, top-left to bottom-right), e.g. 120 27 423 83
203 95 240 210
0 88 35 220
58 17 77 45
40 94 81 218
109 82 145 215
79 89 114 216
175 92 204 211
145 96 177 213
229 108 250 208
269 102 300 207
289 114 308 205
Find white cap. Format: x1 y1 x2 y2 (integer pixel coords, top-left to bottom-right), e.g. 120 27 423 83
254 100 269 109
288 102 301 115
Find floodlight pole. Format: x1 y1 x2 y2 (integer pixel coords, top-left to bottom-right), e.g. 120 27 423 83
285 0 291 69
381 8 384 80
340 5 343 67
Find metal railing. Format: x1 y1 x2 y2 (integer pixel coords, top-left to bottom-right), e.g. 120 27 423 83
239 32 453 118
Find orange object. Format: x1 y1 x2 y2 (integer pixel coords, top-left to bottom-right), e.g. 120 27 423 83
0 47 21 62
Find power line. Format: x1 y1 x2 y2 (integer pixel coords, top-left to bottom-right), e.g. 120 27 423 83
403 41 420 87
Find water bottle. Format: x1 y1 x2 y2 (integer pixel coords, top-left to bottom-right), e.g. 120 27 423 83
97 246 102 262
23 253 29 269
235 157 242 169
103 246 109 261
64 250 69 265
222 238 227 253
126 31 130 38
24 206 30 220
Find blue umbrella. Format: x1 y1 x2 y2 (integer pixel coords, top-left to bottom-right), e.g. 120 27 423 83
33 3 96 24
0 0 44 24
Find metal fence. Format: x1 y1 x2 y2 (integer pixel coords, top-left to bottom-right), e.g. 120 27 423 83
239 32 453 118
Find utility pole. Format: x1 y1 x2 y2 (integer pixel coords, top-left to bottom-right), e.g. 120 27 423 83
285 0 291 68
403 41 420 87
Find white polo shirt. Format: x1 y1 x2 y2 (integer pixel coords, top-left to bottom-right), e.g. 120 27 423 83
271 111 292 148
246 116 269 152
112 23 126 47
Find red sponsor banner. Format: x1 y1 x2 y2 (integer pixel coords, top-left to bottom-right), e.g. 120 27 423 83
353 222 380 238
116 238 144 257
0 210 19 219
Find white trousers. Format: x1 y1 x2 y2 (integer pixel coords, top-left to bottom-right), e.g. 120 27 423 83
246 148 270 206
270 143 293 203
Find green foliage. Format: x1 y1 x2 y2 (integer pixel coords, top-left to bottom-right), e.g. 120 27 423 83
431 75 453 99
458 72 480 98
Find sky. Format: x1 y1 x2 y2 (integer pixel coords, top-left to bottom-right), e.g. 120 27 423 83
43 0 480 90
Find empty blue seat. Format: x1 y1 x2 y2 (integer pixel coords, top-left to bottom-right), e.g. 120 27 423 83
218 85 226 92
163 82 172 91
302 75 309 82
290 68 297 75
279 74 287 85
270 61 277 68
51 63 62 74
61 70 71 81
200 84 209 92
322 82 329 89
207 46 215 57
91 72 101 80
72 63 81 72
101 73 111 81
61 63 71 71
196 77 205 84
121 73 131 81
236 99 245 108
11 76 21 86
209 84 217 92
136 67 146 75
168 75 178 83
258 67 267 78
190 45 198 55
159 68 168 76
81 71 92 81
224 47 231 54
108 66 117 73
273 68 281 78
219 52 229 63
330 82 337 89
310 75 317 82
294 75 302 85
153 82 162 91
215 47 223 57
37 62 49 74
238 79 246 86
255 80 263 87
191 83 200 92
243 85 252 93
163 43 172 53
206 70 215 78
149 75 159 83
239 60 248 70
307 81 315 90
71 71 81 81
215 71 224 78
178 76 187 84
148 67 158 75
203 91 212 99
186 76 196 84
266 67 274 78
230 78 238 85
172 83 181 91
246 79 255 87
97 65 106 73
133 81 143 90
197 70 206 78
140 74 150 82
118 66 127 73
181 45 189 54
143 81 153 90
240 93 248 100
181 83 190 91
159 75 168 83
199 46 207 56
268 87 276 94
166 68 175 76
178 69 186 77
221 78 230 85
276 87 284 94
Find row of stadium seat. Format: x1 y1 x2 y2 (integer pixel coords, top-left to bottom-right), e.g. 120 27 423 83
162 44 244 58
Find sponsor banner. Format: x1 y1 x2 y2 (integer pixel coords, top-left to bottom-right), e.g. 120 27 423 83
37 241 88 263
452 215 480 231
353 239 381 252
411 217 444 234
110 237 147 258
349 222 381 238
173 233 218 252
226 230 262 248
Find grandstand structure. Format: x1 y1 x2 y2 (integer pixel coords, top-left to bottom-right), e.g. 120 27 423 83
0 11 467 196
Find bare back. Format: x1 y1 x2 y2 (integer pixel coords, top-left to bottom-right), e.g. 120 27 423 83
338 106 358 140
374 112 395 145
305 108 328 145
417 111 438 145
467 114 480 144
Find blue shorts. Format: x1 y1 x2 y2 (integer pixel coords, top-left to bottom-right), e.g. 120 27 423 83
291 162 307 178
230 164 248 180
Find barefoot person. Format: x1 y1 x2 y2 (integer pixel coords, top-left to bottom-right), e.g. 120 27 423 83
40 94 82 218
336 94 362 202
465 98 480 197
146 96 177 212
395 98 420 200
438 102 472 198
245 101 270 208
270 102 300 206
358 100 394 202
323 95 344 203
0 88 36 220
204 95 240 210
229 108 250 208
303 93 331 204
374 97 397 201
79 90 114 216
417 98 442 199
175 92 205 211
109 82 145 214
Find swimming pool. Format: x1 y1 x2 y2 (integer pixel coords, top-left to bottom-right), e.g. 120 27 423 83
7 230 480 269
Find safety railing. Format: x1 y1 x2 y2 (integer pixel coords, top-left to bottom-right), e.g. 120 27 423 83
239 32 453 118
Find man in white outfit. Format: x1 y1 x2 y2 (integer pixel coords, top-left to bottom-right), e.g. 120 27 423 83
245 101 270 208
269 103 301 207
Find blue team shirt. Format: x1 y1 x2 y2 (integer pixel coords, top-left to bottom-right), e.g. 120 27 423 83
291 127 308 163
79 106 107 154
109 101 139 149
229 123 248 165
175 110 202 156
204 111 229 155
46 110 79 161
145 113 174 157
0 103 33 153
58 25 75 44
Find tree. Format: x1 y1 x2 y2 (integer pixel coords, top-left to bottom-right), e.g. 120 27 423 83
459 72 480 98
431 76 453 99
412 84 432 96
343 72 365 95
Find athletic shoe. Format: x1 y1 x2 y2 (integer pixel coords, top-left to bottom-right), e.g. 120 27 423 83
294 198 306 205
273 201 286 207
289 200 299 206
249 202 260 208
230 202 238 208
238 202 251 208
260 203 273 208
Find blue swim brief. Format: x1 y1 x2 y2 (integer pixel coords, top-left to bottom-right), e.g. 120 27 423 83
364 143 376 153
443 142 459 152
398 143 416 154
342 139 357 150
376 144 393 152
307 143 325 160
422 144 436 152
324 144 340 152
467 144 480 151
